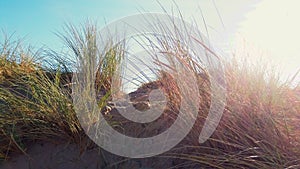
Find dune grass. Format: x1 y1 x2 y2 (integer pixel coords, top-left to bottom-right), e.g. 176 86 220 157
165 58 300 168
0 20 299 169
0 39 83 160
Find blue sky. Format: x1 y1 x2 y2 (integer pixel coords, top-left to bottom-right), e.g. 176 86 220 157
0 0 257 50
0 0 147 50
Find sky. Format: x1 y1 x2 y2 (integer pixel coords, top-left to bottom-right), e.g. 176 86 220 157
0 0 299 85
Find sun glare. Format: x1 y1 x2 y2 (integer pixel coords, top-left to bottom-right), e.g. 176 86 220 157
234 0 300 83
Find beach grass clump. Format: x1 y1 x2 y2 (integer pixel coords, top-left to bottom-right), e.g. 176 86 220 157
136 16 300 168
165 56 300 168
58 22 125 127
0 38 82 160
